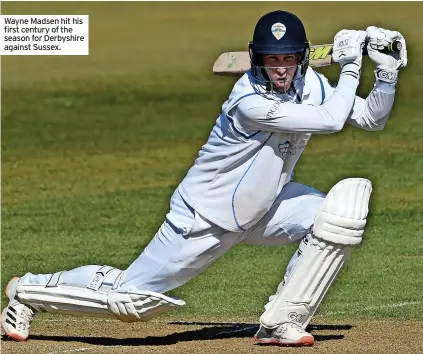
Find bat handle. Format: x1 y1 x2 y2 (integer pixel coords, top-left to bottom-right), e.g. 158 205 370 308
362 39 402 55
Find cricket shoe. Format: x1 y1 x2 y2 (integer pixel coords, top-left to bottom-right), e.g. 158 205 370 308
254 322 315 346
1 277 36 341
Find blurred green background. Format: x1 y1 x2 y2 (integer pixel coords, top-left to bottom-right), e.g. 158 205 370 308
2 2 422 321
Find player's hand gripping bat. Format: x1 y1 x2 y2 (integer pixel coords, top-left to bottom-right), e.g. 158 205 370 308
213 39 401 76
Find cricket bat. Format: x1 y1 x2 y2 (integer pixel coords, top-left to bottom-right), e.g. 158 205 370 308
213 41 401 76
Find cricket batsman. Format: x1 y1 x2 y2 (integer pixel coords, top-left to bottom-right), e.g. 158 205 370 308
2 10 407 346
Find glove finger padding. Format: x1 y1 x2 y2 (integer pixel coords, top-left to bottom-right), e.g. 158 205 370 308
395 33 408 68
366 26 408 70
367 26 392 50
367 45 398 69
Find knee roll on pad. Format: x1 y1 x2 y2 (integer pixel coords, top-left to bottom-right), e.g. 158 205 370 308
313 178 372 245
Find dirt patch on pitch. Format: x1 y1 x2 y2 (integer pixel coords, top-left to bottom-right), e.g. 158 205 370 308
2 316 422 354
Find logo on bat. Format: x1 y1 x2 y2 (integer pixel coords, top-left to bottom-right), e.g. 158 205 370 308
271 23 286 40
309 45 333 60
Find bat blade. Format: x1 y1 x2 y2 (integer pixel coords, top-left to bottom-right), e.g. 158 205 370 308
213 44 334 76
212 51 251 76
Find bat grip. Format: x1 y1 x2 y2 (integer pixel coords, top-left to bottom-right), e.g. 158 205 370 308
362 39 402 55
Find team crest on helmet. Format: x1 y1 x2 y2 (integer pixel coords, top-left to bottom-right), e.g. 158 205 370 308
271 22 286 40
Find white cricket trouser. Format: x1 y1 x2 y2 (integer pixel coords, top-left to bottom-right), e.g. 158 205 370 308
19 182 324 294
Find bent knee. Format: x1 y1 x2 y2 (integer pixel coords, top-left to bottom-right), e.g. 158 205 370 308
282 195 324 239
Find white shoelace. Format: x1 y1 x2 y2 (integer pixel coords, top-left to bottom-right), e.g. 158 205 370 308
18 305 35 323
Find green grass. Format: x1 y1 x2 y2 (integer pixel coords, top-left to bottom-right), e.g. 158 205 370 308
2 1 423 322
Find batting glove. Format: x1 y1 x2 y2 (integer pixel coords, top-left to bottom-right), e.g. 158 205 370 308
366 26 408 84
332 29 368 80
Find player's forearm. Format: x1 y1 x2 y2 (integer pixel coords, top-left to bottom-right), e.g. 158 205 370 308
347 81 395 131
237 74 359 134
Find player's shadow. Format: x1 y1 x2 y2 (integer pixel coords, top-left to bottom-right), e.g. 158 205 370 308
1 322 352 346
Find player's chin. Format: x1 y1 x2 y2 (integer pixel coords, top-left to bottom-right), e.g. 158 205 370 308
273 81 289 91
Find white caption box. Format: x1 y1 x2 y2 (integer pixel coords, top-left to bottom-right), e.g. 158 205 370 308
0 15 89 55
